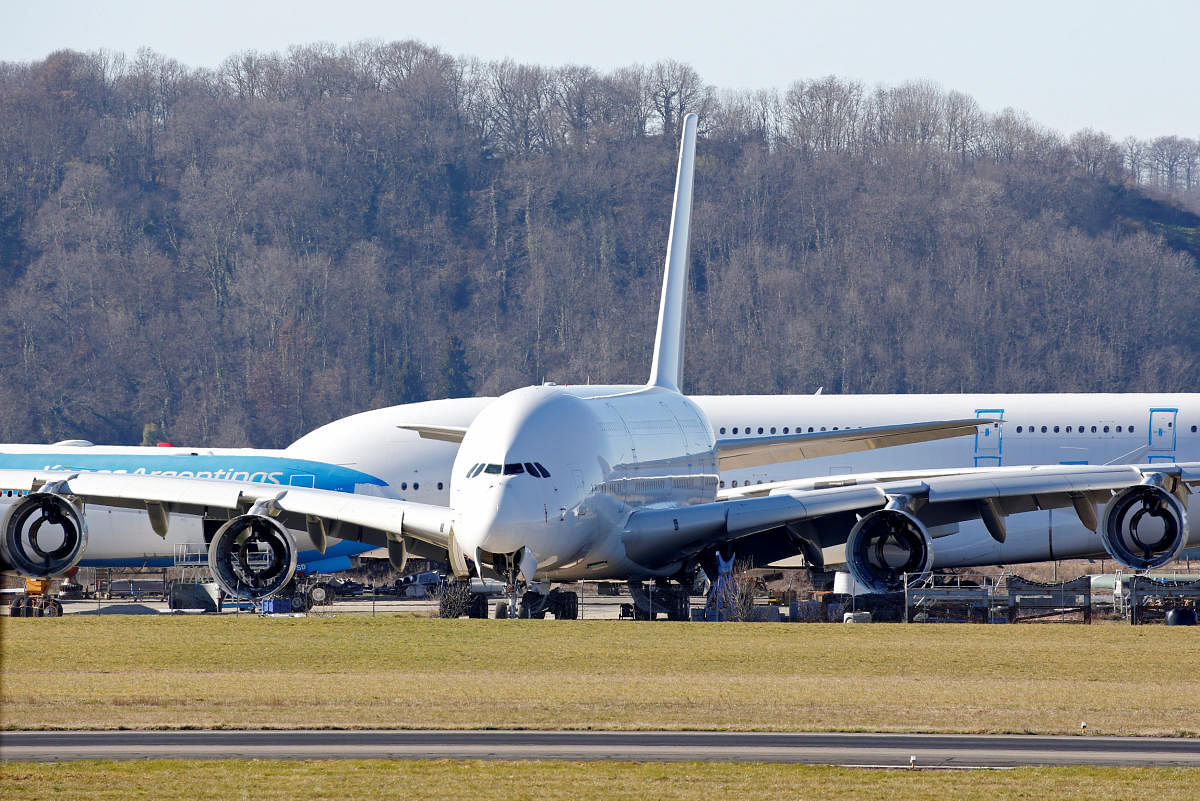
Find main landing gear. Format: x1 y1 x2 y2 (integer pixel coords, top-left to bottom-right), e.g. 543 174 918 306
506 587 578 619
626 579 690 621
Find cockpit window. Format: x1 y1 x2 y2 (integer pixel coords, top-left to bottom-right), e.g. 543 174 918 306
466 463 483 478
504 463 524 475
483 464 502 475
523 462 539 476
534 462 551 478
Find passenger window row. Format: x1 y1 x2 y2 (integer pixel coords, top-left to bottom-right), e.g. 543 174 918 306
465 461 551 479
718 425 843 435
716 422 1200 437
1014 425 1133 434
397 481 444 491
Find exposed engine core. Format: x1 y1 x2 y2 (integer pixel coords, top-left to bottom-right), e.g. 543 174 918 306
846 507 933 593
1100 484 1189 570
0 493 88 578
207 514 297 600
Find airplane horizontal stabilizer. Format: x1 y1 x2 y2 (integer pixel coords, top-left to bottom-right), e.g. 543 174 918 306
398 424 469 444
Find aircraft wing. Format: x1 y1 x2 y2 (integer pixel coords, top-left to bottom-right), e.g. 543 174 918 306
0 469 455 551
714 418 999 470
621 462 1200 579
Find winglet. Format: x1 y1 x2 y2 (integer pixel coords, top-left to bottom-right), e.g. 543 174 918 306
648 113 698 392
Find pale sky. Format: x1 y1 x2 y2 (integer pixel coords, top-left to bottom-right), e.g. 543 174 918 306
6 0 1199 141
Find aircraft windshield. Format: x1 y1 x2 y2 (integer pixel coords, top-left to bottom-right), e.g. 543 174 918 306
465 462 551 478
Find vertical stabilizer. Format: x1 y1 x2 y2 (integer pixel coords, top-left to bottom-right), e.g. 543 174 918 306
648 113 698 392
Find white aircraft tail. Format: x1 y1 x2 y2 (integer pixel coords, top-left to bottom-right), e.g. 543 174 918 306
647 113 698 393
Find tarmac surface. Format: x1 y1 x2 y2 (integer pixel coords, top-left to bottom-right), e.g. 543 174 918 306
4 730 1199 767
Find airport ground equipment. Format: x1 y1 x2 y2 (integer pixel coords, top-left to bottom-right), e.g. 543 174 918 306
1120 574 1200 624
1005 576 1091 622
7 577 62 616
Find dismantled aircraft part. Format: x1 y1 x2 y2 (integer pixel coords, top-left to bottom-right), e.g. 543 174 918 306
8 595 63 617
845 508 933 594
290 587 311 613
1100 483 1189 570
206 514 298 601
1 493 88 578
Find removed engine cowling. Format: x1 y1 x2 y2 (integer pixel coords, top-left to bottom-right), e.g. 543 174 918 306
845 508 933 593
1 493 88 578
207 514 297 600
1100 484 1189 570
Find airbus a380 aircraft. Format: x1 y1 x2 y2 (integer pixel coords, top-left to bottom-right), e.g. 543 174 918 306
2 115 1198 618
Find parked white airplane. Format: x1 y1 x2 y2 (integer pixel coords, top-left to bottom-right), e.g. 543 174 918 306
3 115 1198 618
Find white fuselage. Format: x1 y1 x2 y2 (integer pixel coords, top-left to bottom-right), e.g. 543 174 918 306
449 384 717 580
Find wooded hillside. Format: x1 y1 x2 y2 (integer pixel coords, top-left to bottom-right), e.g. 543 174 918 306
1 43 1197 447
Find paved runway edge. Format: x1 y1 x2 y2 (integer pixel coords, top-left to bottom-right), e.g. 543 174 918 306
4 730 1200 768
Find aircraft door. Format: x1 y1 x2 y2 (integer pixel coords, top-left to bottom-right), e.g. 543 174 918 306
1149 408 1178 461
974 408 1003 467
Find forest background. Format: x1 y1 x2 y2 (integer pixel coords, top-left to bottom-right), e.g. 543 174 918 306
1 42 1198 448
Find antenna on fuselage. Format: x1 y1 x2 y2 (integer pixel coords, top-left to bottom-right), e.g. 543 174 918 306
647 113 698 393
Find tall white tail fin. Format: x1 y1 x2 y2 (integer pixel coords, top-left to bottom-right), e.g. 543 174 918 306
648 113 698 392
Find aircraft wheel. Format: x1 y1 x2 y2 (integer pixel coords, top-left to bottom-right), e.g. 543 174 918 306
554 591 579 620
291 591 310 613
495 601 509 619
467 593 489 619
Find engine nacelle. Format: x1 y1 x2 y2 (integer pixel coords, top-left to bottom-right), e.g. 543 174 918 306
207 514 297 600
846 508 934 594
1100 484 1189 570
0 493 88 578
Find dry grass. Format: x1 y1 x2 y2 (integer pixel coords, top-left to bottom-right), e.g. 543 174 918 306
3 761 1199 801
2 616 1199 735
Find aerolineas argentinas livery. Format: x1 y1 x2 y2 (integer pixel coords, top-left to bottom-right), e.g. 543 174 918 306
2 114 1199 618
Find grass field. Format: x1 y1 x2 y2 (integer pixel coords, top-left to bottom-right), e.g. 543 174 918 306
2 615 1198 735
3 760 1199 801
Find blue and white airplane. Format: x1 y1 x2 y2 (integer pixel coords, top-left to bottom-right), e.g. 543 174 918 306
2 114 1198 618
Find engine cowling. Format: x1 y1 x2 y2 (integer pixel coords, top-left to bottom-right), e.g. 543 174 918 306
846 508 934 593
1100 484 1189 570
0 493 88 578
207 514 297 600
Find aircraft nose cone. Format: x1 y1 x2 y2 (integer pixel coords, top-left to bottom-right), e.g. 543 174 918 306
456 482 536 557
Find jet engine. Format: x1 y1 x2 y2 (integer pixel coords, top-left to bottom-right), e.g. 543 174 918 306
0 492 88 578
1100 484 1189 570
207 514 297 600
845 506 933 593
